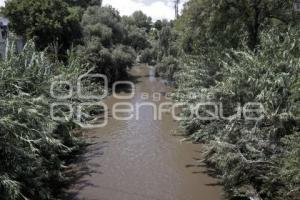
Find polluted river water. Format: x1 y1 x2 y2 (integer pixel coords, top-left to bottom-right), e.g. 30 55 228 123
68 64 224 200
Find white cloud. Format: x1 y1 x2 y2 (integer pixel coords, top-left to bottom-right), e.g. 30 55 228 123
0 0 5 7
0 0 186 21
103 0 186 21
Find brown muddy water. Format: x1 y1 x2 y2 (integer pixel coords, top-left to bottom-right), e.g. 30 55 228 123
68 65 224 200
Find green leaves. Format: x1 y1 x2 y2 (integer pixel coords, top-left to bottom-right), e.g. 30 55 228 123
77 6 137 83
3 0 83 57
174 27 300 199
0 175 23 200
0 42 91 200
176 0 300 53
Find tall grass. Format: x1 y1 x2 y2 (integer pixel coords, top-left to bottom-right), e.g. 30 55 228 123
174 28 300 200
0 42 95 200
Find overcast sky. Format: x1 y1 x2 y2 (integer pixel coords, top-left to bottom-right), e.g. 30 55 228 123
102 0 187 20
0 0 186 20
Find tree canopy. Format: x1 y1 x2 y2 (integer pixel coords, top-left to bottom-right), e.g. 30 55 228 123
131 11 152 32
77 6 137 83
65 0 102 8
3 0 83 55
176 0 300 51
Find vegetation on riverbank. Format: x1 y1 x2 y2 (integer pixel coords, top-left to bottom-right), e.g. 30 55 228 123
0 41 97 199
152 1 300 199
0 1 123 199
173 28 300 200
0 0 299 199
0 0 156 198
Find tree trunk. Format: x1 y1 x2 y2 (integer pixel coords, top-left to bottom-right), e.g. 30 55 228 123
248 1 261 50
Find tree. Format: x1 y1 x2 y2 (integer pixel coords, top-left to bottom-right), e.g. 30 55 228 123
65 0 102 8
212 0 299 49
3 0 82 57
154 20 163 31
159 25 172 56
177 0 300 51
125 28 150 51
81 6 125 47
121 12 153 52
78 6 136 82
174 0 180 18
132 11 152 32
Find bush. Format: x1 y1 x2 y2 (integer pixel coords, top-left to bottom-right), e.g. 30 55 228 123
112 45 136 79
155 56 179 80
140 48 156 65
125 28 150 51
279 133 300 199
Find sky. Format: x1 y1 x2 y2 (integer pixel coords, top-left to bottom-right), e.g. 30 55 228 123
0 0 187 20
102 0 187 20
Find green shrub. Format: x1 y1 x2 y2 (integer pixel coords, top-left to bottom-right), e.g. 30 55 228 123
279 133 300 199
125 28 150 51
140 48 156 65
112 45 136 79
155 56 179 80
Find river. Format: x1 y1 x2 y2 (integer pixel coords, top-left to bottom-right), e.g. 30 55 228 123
68 64 224 200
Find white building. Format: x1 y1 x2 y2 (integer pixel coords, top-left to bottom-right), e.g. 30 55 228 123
0 17 24 60
0 17 9 59
295 0 300 11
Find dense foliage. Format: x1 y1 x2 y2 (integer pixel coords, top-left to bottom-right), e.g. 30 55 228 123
162 0 300 199
0 1 154 200
2 0 299 199
0 42 98 199
176 0 299 52
174 28 300 199
2 0 85 59
1 4 155 198
131 11 152 33
65 0 102 8
155 56 179 80
76 6 137 83
140 48 156 65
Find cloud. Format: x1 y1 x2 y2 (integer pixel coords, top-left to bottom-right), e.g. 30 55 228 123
0 0 186 21
0 0 5 7
102 0 185 21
